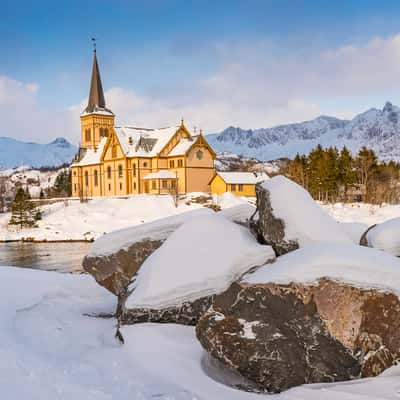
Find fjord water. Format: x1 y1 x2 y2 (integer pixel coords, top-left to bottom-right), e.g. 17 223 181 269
0 242 89 273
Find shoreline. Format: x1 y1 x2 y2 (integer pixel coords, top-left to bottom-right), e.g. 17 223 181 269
0 239 93 243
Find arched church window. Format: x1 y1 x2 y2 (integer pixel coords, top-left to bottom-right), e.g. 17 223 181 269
107 166 112 179
118 165 123 178
84 171 89 186
99 128 104 138
85 129 91 142
104 128 109 137
132 164 136 177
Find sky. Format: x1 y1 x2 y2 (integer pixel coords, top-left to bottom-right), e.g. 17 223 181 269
3 0 400 144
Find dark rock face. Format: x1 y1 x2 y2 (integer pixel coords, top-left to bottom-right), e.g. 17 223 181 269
254 280 400 377
250 183 298 255
122 295 215 326
359 224 377 247
83 239 164 296
196 282 360 393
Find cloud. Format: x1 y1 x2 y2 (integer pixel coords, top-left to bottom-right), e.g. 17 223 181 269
0 75 78 143
4 33 400 143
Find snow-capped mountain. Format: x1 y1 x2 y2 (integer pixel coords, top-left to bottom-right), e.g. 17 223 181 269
0 137 77 169
207 102 400 161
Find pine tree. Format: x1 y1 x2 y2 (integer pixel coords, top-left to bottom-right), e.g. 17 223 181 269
9 187 37 228
53 170 72 197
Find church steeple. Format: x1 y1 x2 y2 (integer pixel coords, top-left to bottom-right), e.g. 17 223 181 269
80 45 115 150
83 48 113 115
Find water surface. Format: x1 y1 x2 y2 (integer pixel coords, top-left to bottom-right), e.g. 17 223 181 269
0 242 90 273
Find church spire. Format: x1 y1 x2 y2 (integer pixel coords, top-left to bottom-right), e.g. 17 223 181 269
84 45 113 115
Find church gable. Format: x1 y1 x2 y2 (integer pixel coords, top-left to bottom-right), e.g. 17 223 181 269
101 129 126 161
159 124 191 157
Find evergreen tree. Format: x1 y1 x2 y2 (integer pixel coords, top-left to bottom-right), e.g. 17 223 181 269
53 170 72 197
9 188 38 228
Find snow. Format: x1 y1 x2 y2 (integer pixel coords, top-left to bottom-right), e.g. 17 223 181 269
88 207 212 256
262 176 353 246
340 222 368 244
1 194 249 242
127 214 275 308
216 171 269 184
244 243 400 295
0 136 77 169
1 266 400 399
366 217 400 256
321 202 400 226
168 137 195 156
206 102 400 162
143 169 176 180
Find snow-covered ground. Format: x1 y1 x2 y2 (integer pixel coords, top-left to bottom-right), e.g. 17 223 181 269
1 266 399 400
0 193 247 242
1 187 400 242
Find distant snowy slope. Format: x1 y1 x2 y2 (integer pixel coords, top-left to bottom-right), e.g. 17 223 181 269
0 137 77 169
207 102 400 161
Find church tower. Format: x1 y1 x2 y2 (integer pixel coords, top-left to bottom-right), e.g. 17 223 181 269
80 48 114 150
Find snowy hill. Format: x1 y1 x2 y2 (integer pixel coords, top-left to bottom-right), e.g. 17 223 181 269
0 137 77 169
207 102 400 161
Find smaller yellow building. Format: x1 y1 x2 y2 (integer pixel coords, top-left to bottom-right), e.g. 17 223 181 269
210 172 269 196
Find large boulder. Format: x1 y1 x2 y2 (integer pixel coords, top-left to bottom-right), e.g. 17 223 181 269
123 213 275 325
196 282 361 393
360 217 400 256
83 209 212 296
83 204 256 298
250 176 352 255
243 243 400 377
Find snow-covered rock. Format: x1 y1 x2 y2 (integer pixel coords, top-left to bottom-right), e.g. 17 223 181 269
251 176 352 255
84 208 212 295
365 217 400 257
126 214 275 310
3 266 400 399
207 102 400 162
340 222 369 244
244 243 400 294
196 282 360 393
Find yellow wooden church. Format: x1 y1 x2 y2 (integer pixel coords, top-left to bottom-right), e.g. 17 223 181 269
71 50 216 197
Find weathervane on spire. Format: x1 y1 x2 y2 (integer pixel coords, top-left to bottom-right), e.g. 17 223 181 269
91 37 97 52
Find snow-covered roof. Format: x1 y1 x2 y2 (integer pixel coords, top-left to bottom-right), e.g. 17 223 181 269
168 137 196 156
143 170 177 180
216 172 269 184
114 126 180 158
72 137 108 167
81 108 114 117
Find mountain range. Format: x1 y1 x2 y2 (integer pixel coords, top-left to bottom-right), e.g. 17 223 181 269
206 102 400 162
0 137 77 169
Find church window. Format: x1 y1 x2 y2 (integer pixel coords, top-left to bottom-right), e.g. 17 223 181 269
107 166 112 179
162 180 168 189
74 184 77 192
169 160 175 168
196 150 203 160
178 159 183 167
94 170 98 186
118 165 123 178
85 129 91 142
104 128 109 137
132 164 136 177
152 180 156 190
133 182 136 190
143 162 148 168
84 171 89 186
238 184 243 192
108 184 111 191
231 184 236 192
119 183 122 190
112 144 117 158
73 171 77 176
